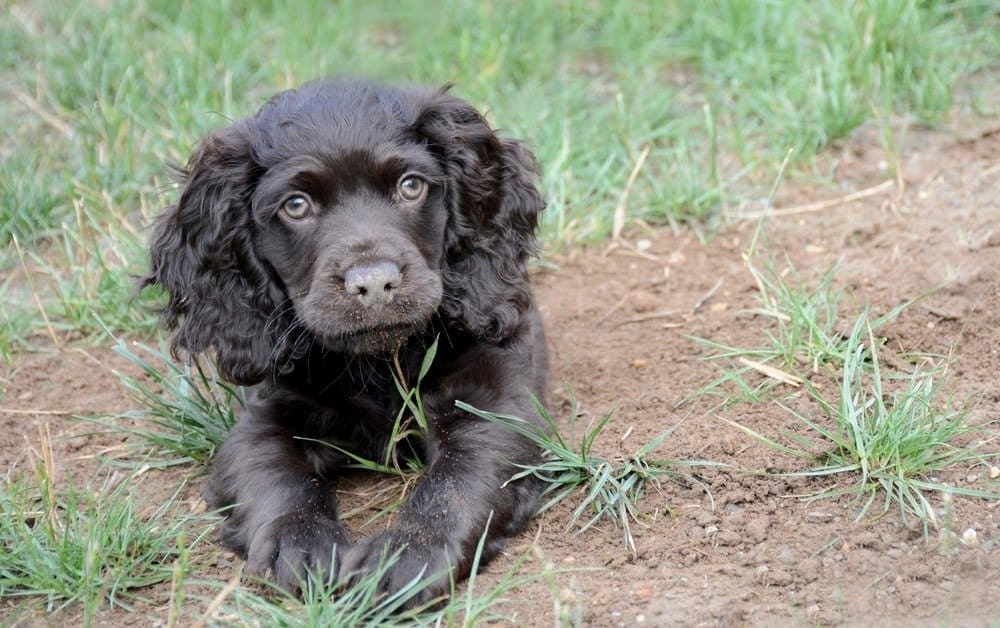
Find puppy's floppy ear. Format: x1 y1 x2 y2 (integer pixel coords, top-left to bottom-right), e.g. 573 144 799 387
142 124 294 385
417 89 545 342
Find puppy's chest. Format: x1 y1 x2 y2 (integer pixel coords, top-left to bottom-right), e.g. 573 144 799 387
286 370 446 465
294 365 432 435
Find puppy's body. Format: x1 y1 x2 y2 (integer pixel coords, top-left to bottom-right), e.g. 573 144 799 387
145 78 547 603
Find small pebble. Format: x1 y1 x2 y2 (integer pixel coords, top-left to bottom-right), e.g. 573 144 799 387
961 528 979 547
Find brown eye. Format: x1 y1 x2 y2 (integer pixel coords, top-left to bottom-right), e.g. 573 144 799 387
397 176 426 203
280 194 312 220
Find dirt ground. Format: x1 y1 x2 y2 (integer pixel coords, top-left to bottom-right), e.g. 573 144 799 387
2 120 998 626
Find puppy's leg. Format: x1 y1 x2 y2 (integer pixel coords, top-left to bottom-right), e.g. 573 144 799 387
340 352 544 606
204 398 349 593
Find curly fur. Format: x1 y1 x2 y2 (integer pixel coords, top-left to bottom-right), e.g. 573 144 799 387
143 125 302 384
143 77 548 605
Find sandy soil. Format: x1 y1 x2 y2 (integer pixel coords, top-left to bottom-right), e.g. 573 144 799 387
1 121 998 626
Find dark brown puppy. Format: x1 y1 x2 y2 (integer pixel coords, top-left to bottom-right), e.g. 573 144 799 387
143 78 548 605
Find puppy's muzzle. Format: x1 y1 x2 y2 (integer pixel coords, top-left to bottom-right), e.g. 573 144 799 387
344 261 402 308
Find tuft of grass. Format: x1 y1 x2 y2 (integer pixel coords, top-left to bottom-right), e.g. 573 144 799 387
690 252 916 405
0 460 209 622
458 392 717 555
692 257 848 377
87 334 242 467
725 314 1000 529
384 338 437 472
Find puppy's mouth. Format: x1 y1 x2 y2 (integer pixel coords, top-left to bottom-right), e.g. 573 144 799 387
297 299 438 355
339 322 422 355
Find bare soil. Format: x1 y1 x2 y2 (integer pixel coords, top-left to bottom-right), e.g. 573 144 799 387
2 122 998 626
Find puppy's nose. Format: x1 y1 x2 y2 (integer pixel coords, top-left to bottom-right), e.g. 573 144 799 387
344 261 401 307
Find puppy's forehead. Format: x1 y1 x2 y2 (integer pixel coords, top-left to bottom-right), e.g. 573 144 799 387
254 79 425 156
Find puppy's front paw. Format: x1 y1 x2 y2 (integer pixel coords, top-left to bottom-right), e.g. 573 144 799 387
340 529 455 608
245 513 352 593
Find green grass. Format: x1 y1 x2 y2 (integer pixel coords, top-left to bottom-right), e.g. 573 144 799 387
0 461 210 623
2 0 998 351
689 253 917 405
724 314 1000 530
459 392 718 556
87 334 242 468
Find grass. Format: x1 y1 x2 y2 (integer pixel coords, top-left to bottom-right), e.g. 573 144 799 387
723 314 1000 530
86 334 242 468
459 392 717 556
0 450 210 624
689 253 918 405
383 338 437 473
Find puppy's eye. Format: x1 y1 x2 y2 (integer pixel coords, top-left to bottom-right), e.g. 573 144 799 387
280 195 312 220
397 176 427 203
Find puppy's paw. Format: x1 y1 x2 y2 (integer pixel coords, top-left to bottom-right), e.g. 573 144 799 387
340 529 455 608
245 513 352 593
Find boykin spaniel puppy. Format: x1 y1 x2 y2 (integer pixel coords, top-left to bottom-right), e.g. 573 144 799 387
143 77 548 605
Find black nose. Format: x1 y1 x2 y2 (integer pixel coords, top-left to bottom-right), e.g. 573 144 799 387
344 261 401 307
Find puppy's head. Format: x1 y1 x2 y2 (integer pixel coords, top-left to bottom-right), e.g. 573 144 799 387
144 78 544 385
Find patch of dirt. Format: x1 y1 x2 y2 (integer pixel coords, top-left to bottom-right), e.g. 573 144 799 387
2 122 998 626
